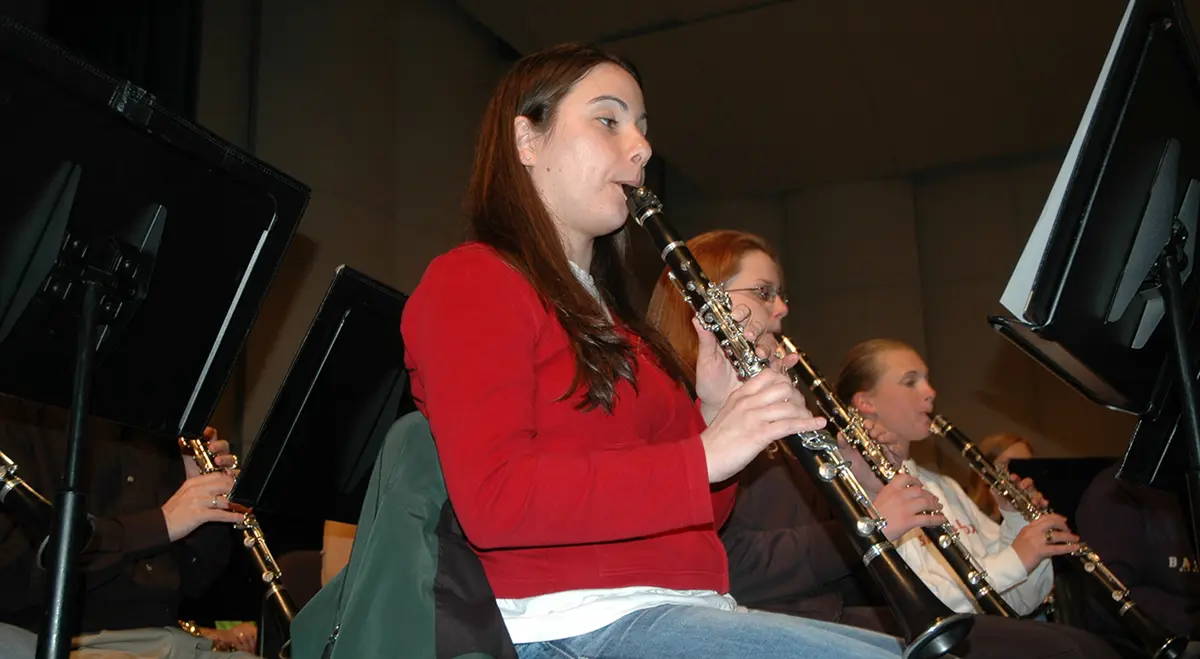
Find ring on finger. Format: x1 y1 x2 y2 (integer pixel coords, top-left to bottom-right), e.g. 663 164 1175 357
210 495 219 509
1044 529 1054 543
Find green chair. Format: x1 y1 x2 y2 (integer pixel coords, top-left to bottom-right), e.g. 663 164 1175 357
289 411 516 659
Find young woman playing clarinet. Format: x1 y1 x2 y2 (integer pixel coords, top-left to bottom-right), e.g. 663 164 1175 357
399 44 914 659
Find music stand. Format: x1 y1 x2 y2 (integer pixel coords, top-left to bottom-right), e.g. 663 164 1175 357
229 265 410 527
226 265 409 658
989 0 1200 553
0 16 309 659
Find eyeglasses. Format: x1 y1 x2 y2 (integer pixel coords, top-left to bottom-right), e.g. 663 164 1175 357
725 284 788 306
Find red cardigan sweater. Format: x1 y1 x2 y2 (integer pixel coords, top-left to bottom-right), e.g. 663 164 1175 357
401 243 737 599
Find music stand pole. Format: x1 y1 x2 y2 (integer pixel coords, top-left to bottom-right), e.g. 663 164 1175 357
36 281 100 659
1155 225 1200 557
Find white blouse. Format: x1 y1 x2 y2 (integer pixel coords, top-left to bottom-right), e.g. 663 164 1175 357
892 460 1054 616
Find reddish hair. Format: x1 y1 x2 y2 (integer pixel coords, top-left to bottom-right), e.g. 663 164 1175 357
466 43 688 411
646 230 779 386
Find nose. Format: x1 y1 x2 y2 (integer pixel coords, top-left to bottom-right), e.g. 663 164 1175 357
922 381 937 404
773 296 789 320
629 130 652 167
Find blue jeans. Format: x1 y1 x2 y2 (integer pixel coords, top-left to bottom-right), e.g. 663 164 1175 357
515 604 911 659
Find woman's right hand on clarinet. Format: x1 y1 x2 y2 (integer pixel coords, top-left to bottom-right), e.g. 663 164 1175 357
1011 513 1079 573
700 369 826 483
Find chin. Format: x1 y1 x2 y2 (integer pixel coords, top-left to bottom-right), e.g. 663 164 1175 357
906 425 931 442
597 211 630 237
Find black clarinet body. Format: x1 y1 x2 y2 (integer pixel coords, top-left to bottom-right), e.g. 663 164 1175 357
778 338 1018 619
0 448 94 558
625 185 973 659
930 415 1187 659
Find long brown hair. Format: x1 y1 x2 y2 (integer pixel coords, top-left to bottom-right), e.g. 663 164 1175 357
466 43 688 412
968 432 1033 521
834 338 917 405
646 230 779 386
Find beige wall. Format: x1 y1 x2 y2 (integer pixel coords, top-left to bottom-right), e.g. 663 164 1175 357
196 0 508 446
195 2 1135 481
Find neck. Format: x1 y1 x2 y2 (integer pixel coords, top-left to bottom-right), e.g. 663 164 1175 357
562 231 593 271
550 212 594 270
568 246 593 271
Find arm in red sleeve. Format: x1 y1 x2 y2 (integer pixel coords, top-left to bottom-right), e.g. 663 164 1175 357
711 482 738 529
402 247 716 550
698 394 738 528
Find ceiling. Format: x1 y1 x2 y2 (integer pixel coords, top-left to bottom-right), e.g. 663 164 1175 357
456 0 1200 197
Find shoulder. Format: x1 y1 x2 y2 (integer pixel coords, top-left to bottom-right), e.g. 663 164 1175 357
417 242 523 287
911 462 967 498
908 461 944 484
403 242 548 335
1083 464 1143 508
409 243 543 305
1086 464 1121 495
917 465 991 519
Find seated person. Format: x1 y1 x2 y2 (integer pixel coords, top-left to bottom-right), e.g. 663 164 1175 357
645 229 1122 659
0 394 259 659
1076 462 1200 657
399 43 920 659
832 339 1076 616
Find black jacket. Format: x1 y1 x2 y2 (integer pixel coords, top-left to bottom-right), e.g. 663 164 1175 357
0 394 231 634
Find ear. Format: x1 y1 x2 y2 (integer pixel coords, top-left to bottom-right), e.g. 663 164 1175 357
513 115 538 167
851 390 875 416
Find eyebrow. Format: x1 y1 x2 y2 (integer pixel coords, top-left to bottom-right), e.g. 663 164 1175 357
589 95 648 122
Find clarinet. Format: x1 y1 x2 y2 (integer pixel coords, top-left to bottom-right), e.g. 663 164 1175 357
185 439 297 658
930 415 1188 659
0 448 94 558
624 185 973 659
778 337 1019 619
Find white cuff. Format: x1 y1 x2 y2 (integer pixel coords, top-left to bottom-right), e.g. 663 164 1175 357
985 545 1029 593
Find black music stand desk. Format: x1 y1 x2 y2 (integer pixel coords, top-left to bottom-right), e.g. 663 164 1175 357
230 265 411 525
989 0 1200 552
0 15 309 659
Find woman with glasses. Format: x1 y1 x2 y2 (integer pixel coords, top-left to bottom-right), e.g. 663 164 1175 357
647 230 794 382
646 229 1124 659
